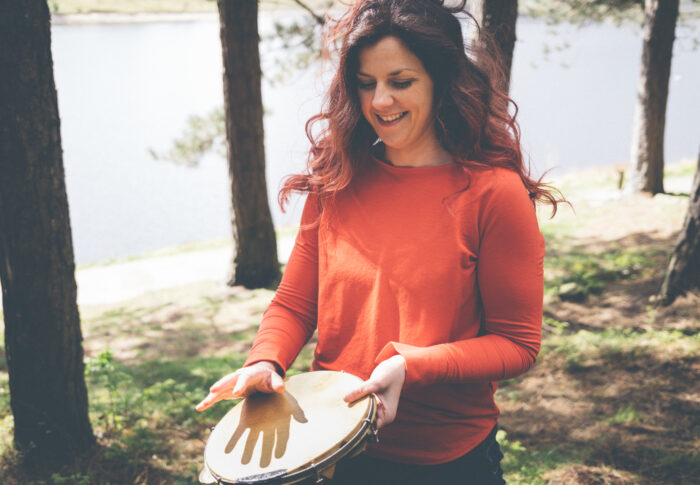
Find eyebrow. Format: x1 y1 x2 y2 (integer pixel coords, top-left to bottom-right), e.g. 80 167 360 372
356 68 418 77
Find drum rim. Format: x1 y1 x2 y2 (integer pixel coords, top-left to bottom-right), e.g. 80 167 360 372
203 372 377 485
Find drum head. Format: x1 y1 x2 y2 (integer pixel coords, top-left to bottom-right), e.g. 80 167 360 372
203 371 373 484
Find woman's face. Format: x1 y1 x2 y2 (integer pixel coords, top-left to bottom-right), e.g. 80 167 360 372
356 36 436 156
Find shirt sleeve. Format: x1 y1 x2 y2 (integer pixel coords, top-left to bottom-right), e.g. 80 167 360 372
375 169 545 388
244 194 320 375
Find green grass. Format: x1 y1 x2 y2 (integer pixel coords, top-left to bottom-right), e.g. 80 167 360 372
664 158 698 178
604 405 642 425
497 429 573 484
543 243 667 302
86 349 245 432
543 326 698 365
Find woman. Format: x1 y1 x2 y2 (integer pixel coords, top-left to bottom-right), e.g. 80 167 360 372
197 0 559 483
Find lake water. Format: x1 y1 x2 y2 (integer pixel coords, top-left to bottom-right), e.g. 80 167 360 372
50 13 699 265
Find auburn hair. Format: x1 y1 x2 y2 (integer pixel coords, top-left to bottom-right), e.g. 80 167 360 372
279 0 561 214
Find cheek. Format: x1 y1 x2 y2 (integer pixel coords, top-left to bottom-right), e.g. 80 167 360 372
415 91 434 124
358 93 373 120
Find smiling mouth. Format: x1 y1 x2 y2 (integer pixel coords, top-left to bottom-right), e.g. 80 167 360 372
376 111 408 125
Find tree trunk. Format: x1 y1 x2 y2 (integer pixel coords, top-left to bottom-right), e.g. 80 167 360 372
659 152 700 305
626 0 679 194
217 0 281 289
0 0 94 466
471 0 518 94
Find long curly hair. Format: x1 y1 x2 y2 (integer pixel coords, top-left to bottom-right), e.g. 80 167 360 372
279 0 561 214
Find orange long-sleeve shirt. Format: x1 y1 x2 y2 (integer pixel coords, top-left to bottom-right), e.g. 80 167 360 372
245 155 545 464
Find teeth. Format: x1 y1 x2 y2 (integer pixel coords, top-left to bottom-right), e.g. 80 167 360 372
378 112 405 122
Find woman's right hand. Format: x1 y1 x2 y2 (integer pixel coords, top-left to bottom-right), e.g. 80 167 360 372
195 361 285 412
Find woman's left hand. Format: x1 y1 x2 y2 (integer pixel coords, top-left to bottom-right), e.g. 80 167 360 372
344 355 406 429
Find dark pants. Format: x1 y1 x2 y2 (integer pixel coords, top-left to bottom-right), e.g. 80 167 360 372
312 425 506 485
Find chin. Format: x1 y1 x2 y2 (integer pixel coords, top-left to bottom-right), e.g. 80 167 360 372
379 137 407 150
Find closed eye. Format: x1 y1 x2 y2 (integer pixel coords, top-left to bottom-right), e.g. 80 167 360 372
357 79 415 90
392 80 414 89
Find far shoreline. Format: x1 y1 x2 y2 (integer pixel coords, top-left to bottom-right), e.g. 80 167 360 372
50 6 320 26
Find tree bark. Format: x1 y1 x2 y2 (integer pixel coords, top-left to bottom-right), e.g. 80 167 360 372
659 152 700 305
626 0 679 194
471 0 518 94
0 0 94 466
217 0 281 289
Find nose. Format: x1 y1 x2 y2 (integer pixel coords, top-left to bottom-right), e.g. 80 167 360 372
372 82 393 111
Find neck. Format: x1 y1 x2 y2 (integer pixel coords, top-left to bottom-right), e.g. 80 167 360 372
382 138 453 168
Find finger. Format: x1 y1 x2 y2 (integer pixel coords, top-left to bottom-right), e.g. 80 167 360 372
232 372 251 397
196 390 234 412
372 392 383 410
376 408 386 429
375 397 396 429
344 380 380 403
195 396 211 412
210 372 240 393
196 391 219 411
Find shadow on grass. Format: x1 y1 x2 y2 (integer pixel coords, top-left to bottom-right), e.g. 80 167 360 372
544 231 674 304
0 436 194 485
499 327 699 484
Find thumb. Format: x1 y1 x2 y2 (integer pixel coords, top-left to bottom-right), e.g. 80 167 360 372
270 371 286 392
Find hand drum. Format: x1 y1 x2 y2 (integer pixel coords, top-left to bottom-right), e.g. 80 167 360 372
200 371 377 484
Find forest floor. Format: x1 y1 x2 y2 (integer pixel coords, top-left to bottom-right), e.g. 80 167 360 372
0 159 698 484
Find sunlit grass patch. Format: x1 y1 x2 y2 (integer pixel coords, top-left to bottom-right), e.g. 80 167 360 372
498 429 574 484
543 244 667 302
604 405 643 425
0 336 5 372
543 327 699 370
0 335 7 441
80 283 274 363
664 158 697 179
0 413 12 461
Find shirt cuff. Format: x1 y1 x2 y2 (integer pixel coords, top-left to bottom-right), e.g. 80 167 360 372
375 341 447 388
244 355 286 378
